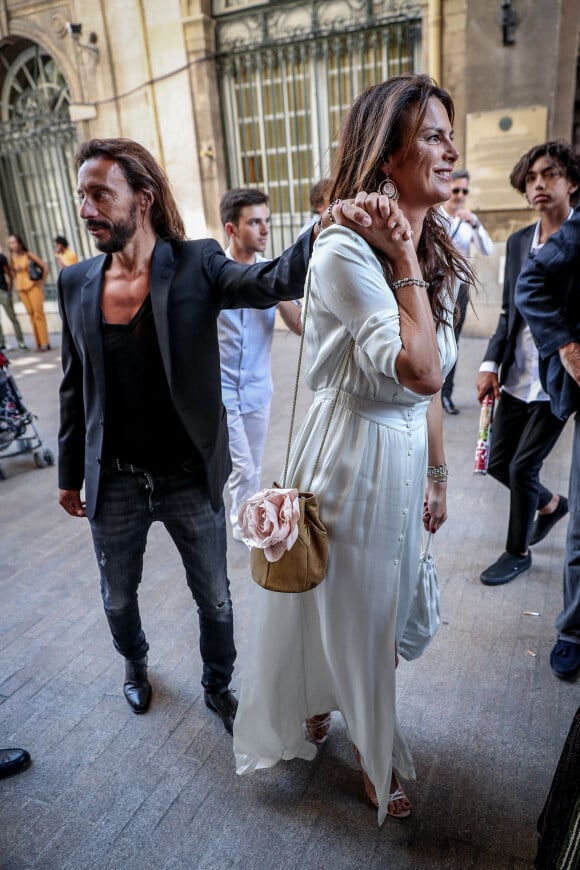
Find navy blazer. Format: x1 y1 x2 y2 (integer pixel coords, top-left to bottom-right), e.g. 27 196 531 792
482 223 535 380
58 235 310 518
515 206 580 421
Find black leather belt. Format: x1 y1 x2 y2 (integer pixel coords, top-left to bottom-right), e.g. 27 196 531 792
105 458 204 476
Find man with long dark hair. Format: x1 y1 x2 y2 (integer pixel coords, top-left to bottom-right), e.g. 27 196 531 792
57 138 314 732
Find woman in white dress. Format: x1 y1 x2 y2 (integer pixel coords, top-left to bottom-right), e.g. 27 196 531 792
233 74 472 825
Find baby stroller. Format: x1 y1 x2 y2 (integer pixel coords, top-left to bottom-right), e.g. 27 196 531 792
0 351 54 479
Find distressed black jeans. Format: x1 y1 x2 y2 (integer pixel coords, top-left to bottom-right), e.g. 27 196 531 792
90 467 236 692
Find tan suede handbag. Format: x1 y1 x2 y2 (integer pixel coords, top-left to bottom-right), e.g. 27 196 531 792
245 268 353 593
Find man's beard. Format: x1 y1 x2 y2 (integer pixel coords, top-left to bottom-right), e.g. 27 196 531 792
88 201 138 254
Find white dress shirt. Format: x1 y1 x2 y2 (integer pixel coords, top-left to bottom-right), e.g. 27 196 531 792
439 208 494 258
217 249 276 414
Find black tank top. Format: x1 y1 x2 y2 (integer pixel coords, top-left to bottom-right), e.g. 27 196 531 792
101 295 203 474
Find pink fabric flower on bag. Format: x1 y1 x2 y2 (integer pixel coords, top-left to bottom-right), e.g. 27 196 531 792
238 488 300 561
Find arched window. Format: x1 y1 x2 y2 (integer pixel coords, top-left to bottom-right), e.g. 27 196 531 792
0 41 91 287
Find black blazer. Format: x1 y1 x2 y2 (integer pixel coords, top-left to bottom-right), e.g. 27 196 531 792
58 235 310 518
516 205 580 421
482 223 535 380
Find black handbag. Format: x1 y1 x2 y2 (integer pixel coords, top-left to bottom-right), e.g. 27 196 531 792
27 259 43 282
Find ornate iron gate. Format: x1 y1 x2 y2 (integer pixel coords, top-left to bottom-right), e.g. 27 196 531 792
214 0 422 251
0 42 91 293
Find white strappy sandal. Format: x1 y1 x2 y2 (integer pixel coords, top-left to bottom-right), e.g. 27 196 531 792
388 776 412 818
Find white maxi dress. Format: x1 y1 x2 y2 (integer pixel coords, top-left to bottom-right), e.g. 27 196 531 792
233 226 457 825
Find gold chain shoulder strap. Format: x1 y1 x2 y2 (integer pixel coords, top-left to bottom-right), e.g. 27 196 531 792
281 266 354 489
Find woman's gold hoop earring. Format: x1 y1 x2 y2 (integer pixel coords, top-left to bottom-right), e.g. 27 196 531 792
378 176 400 202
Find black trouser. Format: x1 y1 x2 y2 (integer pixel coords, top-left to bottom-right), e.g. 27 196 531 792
487 391 566 554
441 283 468 400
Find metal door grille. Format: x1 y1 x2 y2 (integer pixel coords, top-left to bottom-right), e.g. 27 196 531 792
214 1 421 251
0 43 92 294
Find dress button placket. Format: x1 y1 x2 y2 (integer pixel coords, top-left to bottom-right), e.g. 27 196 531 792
394 408 414 565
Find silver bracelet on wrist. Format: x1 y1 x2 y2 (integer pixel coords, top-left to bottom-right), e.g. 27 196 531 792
392 277 429 291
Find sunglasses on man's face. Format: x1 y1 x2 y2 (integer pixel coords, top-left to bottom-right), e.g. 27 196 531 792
452 187 469 195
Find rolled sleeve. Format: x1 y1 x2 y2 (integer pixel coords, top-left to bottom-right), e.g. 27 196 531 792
356 309 403 382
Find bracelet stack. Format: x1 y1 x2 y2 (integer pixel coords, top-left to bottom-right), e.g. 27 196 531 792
392 277 429 291
427 464 448 484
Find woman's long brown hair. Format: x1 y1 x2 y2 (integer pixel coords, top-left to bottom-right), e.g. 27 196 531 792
330 74 474 327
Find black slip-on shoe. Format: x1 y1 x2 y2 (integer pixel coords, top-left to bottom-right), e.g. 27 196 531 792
480 551 531 586
530 496 569 546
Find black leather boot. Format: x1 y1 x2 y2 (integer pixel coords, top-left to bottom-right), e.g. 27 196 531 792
123 658 151 714
204 690 238 735
442 395 459 415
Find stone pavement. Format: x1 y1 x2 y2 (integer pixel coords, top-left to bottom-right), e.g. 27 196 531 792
0 333 578 870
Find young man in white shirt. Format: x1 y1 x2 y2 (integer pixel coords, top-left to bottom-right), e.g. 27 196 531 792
218 189 302 541
477 141 579 586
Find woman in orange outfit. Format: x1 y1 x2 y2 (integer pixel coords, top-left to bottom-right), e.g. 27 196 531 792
8 234 50 351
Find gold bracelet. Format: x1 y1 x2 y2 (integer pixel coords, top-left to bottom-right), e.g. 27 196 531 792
392 277 429 291
427 464 448 479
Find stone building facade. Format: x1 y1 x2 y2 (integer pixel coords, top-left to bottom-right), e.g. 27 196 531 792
0 0 578 335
